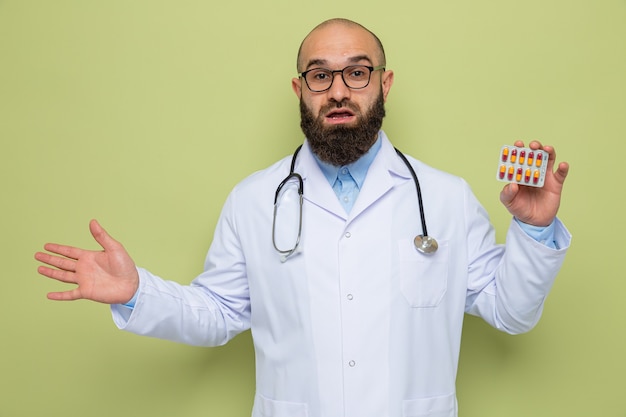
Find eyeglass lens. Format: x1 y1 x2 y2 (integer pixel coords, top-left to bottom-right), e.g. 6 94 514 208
305 66 372 92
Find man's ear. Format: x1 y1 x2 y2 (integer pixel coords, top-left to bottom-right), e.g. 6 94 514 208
381 70 394 102
292 77 303 99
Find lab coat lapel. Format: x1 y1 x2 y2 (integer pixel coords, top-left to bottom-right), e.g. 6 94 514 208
296 142 347 219
348 137 410 221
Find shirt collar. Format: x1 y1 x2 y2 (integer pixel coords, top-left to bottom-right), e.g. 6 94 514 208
312 131 383 189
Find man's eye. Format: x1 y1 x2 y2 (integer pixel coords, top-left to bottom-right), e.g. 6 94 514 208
313 72 330 81
347 69 366 79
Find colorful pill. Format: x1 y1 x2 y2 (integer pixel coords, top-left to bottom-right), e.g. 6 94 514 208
510 148 517 163
499 165 506 179
525 169 531 183
501 147 509 162
516 168 523 182
519 150 526 165
507 166 514 180
533 170 540 184
536 152 543 167
527 151 534 166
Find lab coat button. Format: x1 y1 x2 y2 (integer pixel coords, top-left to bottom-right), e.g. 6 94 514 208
345 232 351 238
348 360 356 367
347 294 354 300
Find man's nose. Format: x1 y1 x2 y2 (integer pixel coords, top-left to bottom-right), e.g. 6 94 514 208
326 72 351 102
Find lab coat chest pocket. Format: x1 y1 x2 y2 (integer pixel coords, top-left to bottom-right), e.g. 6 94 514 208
398 239 449 308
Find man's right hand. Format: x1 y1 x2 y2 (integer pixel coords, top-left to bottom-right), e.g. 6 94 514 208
35 219 139 304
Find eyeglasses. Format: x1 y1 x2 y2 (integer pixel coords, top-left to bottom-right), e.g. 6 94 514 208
299 65 385 92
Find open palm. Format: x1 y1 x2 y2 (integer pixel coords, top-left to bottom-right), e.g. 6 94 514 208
35 219 139 304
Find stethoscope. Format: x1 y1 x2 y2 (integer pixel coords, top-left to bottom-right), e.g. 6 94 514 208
272 145 438 261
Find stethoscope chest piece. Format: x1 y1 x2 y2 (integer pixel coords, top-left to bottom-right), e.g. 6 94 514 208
414 235 438 254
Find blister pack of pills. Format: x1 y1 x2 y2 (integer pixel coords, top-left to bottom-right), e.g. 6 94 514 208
496 145 549 187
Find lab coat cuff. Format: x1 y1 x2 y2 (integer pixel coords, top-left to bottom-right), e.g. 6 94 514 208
513 217 571 251
110 267 146 329
515 218 557 248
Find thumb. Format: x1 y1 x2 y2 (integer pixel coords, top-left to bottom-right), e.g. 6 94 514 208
499 182 519 207
89 219 120 251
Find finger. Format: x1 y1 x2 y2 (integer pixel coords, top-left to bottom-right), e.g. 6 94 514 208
37 265 78 284
47 288 83 301
35 251 77 272
553 161 570 184
543 145 561 175
89 219 121 252
40 243 84 260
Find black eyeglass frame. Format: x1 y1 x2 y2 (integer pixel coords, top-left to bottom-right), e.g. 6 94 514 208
299 65 386 93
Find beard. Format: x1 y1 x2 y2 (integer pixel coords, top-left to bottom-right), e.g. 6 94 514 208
299 90 386 166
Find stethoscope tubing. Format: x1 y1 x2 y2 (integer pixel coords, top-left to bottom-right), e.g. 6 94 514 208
393 147 429 239
272 144 437 260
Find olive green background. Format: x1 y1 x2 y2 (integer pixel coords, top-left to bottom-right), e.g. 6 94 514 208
1 1 624 416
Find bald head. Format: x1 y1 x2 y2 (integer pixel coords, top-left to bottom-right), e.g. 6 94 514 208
296 18 386 73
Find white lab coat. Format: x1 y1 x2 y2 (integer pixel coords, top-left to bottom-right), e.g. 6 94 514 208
112 131 571 417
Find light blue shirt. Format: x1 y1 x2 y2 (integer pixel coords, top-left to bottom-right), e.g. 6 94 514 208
314 134 382 214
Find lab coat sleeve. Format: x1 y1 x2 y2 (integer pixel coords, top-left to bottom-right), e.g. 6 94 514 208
464 187 571 334
110 191 251 346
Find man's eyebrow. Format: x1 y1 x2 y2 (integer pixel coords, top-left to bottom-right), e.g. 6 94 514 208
304 58 329 70
304 55 374 71
347 55 373 65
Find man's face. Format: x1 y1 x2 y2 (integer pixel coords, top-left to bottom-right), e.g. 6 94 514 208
292 23 394 166
299 87 386 166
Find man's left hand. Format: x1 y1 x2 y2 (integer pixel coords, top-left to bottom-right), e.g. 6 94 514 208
499 140 570 227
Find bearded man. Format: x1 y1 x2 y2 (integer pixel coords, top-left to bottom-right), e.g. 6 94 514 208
36 18 571 417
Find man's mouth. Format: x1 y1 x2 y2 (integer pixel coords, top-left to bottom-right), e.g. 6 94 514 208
325 109 356 124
